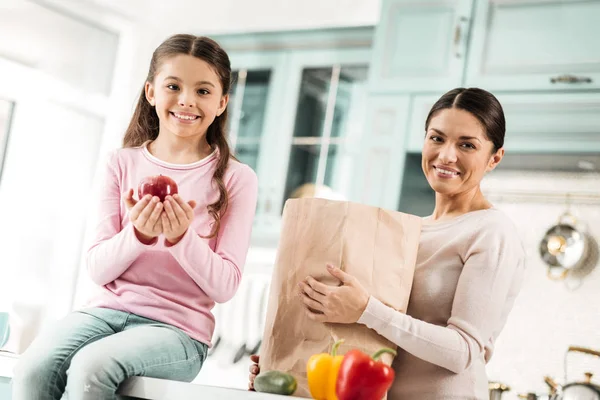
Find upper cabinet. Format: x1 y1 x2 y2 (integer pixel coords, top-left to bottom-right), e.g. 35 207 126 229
352 94 411 210
466 0 600 91
219 29 373 244
406 92 600 154
369 0 474 93
497 92 600 153
225 51 289 237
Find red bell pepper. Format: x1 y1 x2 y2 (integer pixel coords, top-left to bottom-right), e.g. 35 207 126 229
335 348 397 400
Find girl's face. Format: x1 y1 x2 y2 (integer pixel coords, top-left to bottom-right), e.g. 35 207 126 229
421 108 504 196
145 54 228 141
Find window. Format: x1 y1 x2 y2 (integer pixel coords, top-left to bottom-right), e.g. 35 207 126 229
283 65 368 204
228 69 272 172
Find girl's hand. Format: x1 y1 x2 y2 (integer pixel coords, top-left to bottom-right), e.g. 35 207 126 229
299 264 370 324
248 354 260 391
162 194 197 245
123 189 163 244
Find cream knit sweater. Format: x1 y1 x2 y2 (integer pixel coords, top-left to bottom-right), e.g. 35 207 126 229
358 208 526 400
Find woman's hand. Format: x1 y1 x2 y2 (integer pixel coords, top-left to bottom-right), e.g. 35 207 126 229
123 189 163 244
248 354 260 391
299 264 370 324
161 194 197 245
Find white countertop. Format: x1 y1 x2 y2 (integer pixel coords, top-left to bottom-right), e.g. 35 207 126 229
0 352 17 379
3 354 306 399
118 377 309 400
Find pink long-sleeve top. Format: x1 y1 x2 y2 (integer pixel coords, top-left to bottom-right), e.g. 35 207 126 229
84 143 258 346
358 208 526 400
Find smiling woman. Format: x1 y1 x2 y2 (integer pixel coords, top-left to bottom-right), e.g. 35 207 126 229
421 88 505 216
250 88 526 400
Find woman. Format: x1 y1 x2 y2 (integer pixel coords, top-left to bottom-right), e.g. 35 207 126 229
249 87 525 400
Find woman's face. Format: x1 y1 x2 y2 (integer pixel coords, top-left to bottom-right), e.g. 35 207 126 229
421 108 504 196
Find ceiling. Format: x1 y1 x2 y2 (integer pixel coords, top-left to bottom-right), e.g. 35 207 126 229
44 0 381 36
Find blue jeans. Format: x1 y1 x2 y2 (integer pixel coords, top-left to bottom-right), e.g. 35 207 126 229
11 307 207 400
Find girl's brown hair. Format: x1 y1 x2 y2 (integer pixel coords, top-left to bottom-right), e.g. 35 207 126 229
123 34 232 238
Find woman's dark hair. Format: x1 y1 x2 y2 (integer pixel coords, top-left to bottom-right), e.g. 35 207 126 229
122 34 232 239
425 87 505 152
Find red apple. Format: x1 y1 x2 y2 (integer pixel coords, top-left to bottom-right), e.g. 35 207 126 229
138 175 178 202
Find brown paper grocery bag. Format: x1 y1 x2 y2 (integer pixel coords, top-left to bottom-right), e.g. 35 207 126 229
259 198 422 398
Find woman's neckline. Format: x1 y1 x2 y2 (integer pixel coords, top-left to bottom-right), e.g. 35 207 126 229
421 207 497 229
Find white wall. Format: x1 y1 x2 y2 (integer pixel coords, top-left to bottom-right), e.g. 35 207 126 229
482 170 600 399
0 2 152 349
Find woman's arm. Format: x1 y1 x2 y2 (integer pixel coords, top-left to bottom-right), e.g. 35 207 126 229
358 224 526 374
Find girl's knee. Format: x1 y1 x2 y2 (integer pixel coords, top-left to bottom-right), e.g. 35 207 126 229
12 352 62 397
65 346 122 398
67 345 119 386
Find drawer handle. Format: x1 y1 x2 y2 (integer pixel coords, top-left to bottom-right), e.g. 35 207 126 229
453 16 468 58
550 74 592 84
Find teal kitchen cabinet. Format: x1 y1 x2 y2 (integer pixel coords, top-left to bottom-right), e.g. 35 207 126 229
274 48 372 213
405 93 444 153
466 0 600 91
369 0 474 93
225 51 289 237
352 94 411 210
406 92 600 155
497 92 600 153
0 377 10 400
219 28 374 243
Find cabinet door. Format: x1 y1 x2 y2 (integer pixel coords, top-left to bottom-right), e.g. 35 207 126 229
497 93 600 153
227 51 288 236
406 94 445 152
407 93 600 154
369 0 474 93
466 0 600 91
352 94 411 210
272 48 372 210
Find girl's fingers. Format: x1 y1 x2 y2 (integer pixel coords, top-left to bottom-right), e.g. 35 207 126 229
163 198 180 226
145 201 163 229
137 197 159 224
161 212 172 233
173 194 195 219
129 195 152 221
168 197 188 222
153 215 163 233
123 189 136 210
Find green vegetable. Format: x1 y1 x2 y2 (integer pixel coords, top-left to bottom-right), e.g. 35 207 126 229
254 370 297 395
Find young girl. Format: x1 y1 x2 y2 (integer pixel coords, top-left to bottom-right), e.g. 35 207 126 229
12 34 257 400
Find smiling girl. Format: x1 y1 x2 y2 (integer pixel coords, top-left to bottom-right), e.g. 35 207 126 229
13 34 258 400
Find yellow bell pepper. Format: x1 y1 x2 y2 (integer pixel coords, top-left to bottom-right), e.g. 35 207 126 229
306 339 345 400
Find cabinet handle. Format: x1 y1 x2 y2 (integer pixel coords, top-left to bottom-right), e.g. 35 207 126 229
550 74 593 84
453 17 468 59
